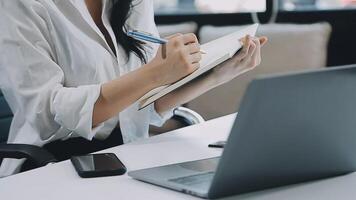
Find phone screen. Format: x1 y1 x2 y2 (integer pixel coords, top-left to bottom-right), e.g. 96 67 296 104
71 153 126 177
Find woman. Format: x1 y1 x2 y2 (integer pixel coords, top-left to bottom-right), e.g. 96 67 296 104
0 0 266 176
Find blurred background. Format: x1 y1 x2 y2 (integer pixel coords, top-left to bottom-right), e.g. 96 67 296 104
154 0 266 14
154 0 356 68
150 0 356 125
154 0 356 14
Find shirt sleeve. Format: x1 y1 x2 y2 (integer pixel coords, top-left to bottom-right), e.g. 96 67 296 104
0 1 103 141
149 103 174 127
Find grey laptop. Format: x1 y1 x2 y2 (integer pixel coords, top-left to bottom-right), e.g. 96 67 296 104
128 65 356 199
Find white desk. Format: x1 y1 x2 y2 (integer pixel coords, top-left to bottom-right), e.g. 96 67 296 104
1 113 356 200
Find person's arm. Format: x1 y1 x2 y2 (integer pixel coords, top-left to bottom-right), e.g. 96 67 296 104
92 63 157 125
92 33 202 126
154 36 267 114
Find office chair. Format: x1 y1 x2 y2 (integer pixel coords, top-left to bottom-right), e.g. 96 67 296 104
0 90 205 171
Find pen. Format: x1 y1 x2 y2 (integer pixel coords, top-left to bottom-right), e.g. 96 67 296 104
127 30 168 44
127 30 207 54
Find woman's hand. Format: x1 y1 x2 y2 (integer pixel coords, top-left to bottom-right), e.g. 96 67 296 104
147 33 202 86
153 35 267 115
211 35 268 85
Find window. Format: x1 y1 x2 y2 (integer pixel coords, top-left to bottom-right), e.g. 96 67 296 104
279 0 356 11
154 0 266 15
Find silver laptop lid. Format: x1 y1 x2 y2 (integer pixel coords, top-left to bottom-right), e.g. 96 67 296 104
208 65 356 198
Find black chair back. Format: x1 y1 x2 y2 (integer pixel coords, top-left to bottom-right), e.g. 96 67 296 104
0 90 12 143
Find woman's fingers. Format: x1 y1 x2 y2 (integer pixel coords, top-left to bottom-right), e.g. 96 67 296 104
247 38 257 57
251 37 261 66
181 33 202 63
233 35 265 66
240 37 261 69
186 42 201 54
234 35 252 61
259 36 268 47
162 33 184 59
182 33 198 45
191 62 201 69
165 33 183 40
189 52 202 64
164 33 200 59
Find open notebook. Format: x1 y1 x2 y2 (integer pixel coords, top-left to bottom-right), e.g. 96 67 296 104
139 24 259 109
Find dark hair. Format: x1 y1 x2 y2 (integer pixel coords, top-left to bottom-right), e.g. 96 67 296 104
110 0 147 63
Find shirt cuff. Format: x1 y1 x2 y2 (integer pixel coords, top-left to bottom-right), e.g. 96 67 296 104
149 102 174 127
52 84 104 140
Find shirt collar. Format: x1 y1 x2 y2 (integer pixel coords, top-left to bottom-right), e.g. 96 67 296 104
68 0 118 58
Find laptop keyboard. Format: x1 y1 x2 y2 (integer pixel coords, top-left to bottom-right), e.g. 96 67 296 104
168 172 215 187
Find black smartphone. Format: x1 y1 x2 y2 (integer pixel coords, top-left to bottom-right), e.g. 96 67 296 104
70 153 126 178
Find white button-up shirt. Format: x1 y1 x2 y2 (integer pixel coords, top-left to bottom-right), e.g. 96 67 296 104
0 0 172 177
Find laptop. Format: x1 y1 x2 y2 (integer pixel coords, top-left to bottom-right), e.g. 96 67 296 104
128 65 356 199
